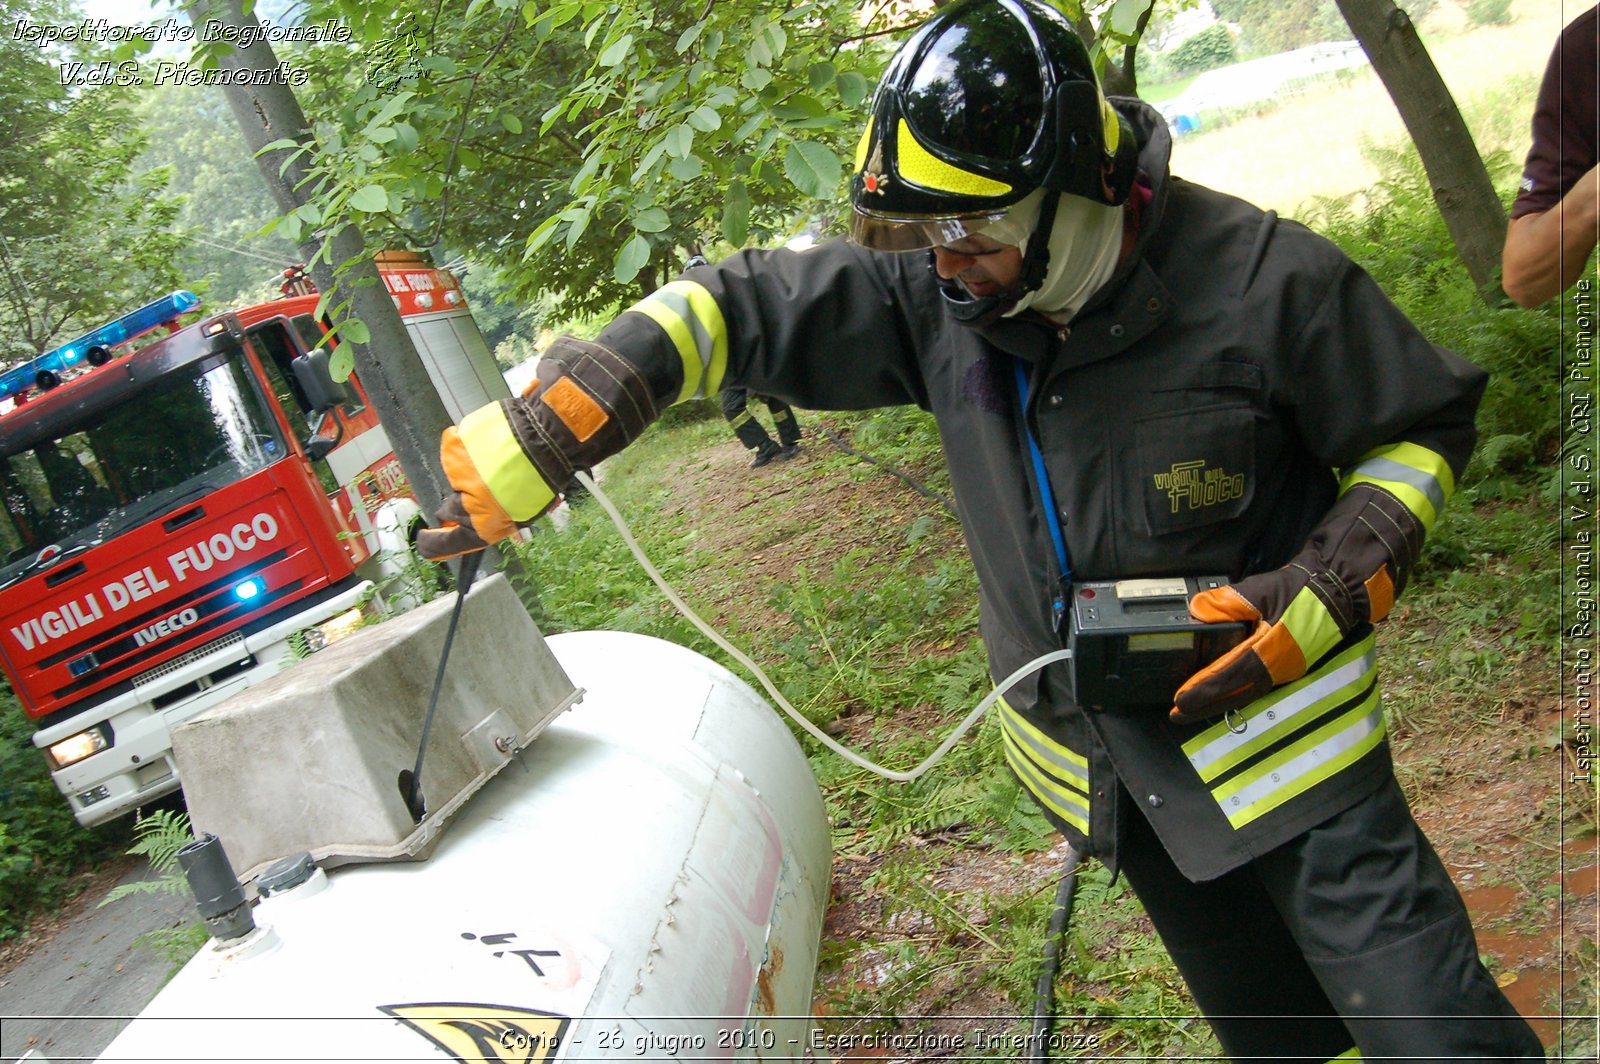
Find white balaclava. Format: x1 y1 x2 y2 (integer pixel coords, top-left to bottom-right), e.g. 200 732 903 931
982 189 1125 322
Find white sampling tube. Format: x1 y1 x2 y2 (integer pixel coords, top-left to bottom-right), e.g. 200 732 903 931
572 470 1072 783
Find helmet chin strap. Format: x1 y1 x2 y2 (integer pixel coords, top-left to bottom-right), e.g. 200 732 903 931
936 192 1061 325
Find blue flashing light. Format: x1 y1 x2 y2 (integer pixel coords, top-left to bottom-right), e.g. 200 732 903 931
234 579 263 602
0 291 201 402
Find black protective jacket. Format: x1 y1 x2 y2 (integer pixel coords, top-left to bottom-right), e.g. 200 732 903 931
587 102 1486 880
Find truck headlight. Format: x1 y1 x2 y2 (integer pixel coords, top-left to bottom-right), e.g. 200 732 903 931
48 725 110 769
300 608 365 654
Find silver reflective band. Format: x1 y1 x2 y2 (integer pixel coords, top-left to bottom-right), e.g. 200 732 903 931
1348 454 1447 516
849 208 1010 252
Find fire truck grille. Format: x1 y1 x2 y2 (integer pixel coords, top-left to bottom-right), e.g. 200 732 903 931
131 632 248 693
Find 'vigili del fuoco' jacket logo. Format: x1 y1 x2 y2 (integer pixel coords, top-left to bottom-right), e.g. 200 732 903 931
1152 459 1246 513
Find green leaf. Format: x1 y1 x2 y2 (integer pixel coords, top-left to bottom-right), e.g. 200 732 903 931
565 206 592 250
1108 0 1153 37
836 71 870 108
367 126 398 144
668 154 704 181
329 346 355 383
296 202 322 225
524 213 563 257
747 36 772 67
350 185 390 213
632 139 668 184
764 23 787 58
808 62 836 91
571 153 604 195
734 113 765 141
278 214 304 242
339 319 371 345
634 207 671 233
598 33 635 67
393 122 419 152
784 141 840 199
687 105 722 132
457 147 482 170
772 96 836 130
722 182 751 246
675 22 704 53
614 232 651 283
665 124 694 158
502 113 524 135
741 67 772 91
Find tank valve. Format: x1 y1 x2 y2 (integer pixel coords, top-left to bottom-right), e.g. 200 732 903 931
177 833 255 942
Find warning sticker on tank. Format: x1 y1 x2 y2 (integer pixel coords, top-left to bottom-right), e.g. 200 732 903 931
380 1002 569 1064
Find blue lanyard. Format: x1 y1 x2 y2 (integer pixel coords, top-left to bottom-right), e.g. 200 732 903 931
1013 359 1072 620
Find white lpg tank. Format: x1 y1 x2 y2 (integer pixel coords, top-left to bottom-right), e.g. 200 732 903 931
95 628 832 1063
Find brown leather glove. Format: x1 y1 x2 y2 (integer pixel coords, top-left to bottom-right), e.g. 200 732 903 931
415 493 493 561
413 335 661 561
1171 483 1423 724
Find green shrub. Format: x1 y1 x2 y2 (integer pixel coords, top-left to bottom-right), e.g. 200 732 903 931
1302 144 1565 491
1168 25 1236 75
0 686 130 940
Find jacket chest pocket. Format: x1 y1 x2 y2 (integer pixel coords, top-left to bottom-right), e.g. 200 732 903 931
1134 400 1257 536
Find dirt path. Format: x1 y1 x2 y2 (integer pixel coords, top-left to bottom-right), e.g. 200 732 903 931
0 856 194 1062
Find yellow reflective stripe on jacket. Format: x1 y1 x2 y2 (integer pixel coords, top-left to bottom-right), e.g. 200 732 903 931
1209 688 1385 828
457 403 556 521
1326 1049 1363 1063
1183 631 1384 829
1339 441 1454 533
622 280 728 403
1185 635 1377 782
998 697 1090 834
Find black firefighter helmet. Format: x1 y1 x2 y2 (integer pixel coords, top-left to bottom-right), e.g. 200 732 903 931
850 0 1138 253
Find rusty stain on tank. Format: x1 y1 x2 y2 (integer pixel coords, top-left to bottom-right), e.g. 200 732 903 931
755 945 785 1015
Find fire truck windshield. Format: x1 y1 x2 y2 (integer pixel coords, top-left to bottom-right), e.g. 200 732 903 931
0 350 287 583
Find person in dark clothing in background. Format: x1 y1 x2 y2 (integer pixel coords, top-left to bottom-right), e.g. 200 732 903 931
720 386 801 467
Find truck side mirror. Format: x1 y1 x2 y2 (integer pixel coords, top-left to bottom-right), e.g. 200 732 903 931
304 411 343 461
291 349 355 461
290 348 357 415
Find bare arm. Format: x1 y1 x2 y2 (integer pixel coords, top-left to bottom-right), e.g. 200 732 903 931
1502 164 1600 307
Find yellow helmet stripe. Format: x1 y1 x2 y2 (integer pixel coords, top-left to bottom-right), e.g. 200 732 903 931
855 119 873 172
895 120 1012 197
623 280 729 403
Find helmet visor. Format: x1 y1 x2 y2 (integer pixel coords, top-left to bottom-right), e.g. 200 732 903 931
849 208 1011 253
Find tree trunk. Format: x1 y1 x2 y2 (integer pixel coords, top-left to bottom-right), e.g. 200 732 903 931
1334 0 1507 300
192 0 454 514
188 0 530 598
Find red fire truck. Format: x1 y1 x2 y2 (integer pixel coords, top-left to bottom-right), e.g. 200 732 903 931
0 252 508 826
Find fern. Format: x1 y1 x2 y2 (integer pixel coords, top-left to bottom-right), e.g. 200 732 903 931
99 807 195 906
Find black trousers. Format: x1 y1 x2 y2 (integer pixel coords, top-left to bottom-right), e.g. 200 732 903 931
720 387 799 450
1117 777 1544 1062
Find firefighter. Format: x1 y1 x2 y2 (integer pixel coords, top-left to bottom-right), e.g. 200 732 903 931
720 386 802 467
419 0 1542 1057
